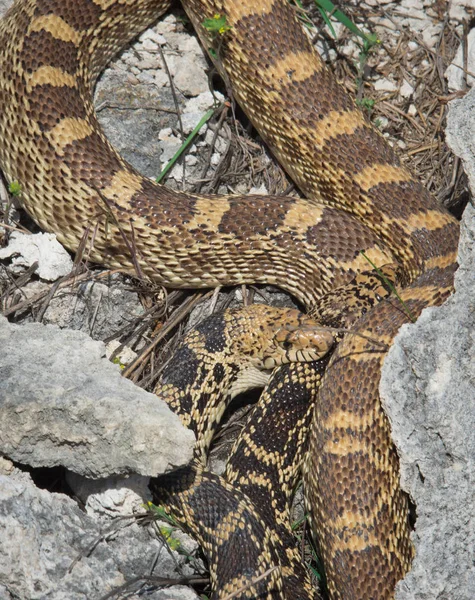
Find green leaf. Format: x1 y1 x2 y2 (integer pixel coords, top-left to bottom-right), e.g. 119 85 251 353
202 14 231 35
159 525 181 550
145 501 178 526
8 181 21 196
156 108 216 183
360 252 416 323
313 0 379 45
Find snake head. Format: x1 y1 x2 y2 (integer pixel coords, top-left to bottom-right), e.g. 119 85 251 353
230 305 334 370
263 311 334 369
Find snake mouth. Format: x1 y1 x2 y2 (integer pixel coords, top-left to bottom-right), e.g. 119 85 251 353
268 324 335 369
262 344 333 370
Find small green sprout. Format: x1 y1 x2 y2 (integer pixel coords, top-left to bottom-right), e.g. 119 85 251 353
8 181 21 196
111 356 126 370
203 14 231 36
360 252 416 323
146 501 178 526
356 97 375 111
314 0 380 45
145 502 183 551
159 525 181 551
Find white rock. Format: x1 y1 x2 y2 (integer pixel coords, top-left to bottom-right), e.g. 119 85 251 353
185 91 223 113
123 50 139 67
137 56 158 70
421 25 441 49
374 77 398 92
0 475 200 600
181 111 204 133
0 231 73 281
154 69 169 87
141 38 157 52
181 35 205 56
173 53 209 96
0 317 195 478
249 184 268 195
139 29 166 46
449 0 475 22
210 152 221 166
374 18 398 33
155 13 177 34
136 71 156 84
105 339 138 366
159 128 182 163
446 29 475 92
185 155 198 166
341 39 361 61
400 80 414 98
66 472 150 517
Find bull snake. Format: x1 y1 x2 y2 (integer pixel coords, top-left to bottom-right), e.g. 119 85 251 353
0 0 460 598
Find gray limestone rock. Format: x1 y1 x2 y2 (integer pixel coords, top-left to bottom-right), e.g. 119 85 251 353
0 231 73 281
0 316 194 478
14 275 144 341
381 92 475 599
446 87 475 193
0 473 200 600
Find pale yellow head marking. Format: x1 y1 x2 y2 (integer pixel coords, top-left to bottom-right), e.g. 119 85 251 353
28 14 82 45
235 306 334 369
268 318 334 368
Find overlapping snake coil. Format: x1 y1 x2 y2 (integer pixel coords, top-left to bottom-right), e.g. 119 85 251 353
0 0 460 599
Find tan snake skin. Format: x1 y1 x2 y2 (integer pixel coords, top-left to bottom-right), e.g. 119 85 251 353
0 0 460 598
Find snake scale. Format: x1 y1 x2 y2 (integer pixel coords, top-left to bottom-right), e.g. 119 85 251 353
0 0 460 598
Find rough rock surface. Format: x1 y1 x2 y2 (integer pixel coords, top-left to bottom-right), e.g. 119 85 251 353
446 87 475 192
19 275 144 340
445 28 475 92
95 12 222 183
0 231 73 280
0 472 200 600
0 316 194 478
381 91 475 600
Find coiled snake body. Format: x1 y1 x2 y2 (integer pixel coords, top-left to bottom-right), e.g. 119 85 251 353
0 0 460 598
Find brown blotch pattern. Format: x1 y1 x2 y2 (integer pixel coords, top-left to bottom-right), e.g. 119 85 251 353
21 30 79 74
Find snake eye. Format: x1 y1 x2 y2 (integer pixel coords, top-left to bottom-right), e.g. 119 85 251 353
281 340 292 350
